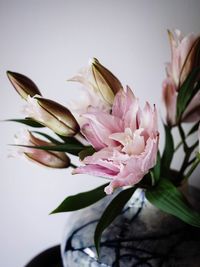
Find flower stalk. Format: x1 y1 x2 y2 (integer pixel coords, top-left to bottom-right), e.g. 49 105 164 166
184 153 200 180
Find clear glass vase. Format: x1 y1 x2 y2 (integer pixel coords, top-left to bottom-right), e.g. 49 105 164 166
61 187 200 267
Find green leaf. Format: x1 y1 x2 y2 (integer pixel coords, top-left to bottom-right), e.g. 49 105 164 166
94 187 136 256
12 143 86 156
146 178 200 227
151 151 161 184
79 146 96 160
56 134 85 147
4 118 44 127
161 124 174 173
32 131 62 144
176 67 200 121
137 173 152 188
51 183 108 213
187 122 200 136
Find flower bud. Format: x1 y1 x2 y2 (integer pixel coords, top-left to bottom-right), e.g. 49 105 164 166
90 58 123 105
7 71 42 100
162 77 177 126
167 30 200 88
15 130 70 168
25 96 80 137
179 36 200 87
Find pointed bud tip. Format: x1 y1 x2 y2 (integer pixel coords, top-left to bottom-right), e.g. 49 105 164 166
167 29 175 40
7 70 12 75
6 71 21 80
6 71 42 99
89 57 99 66
6 70 15 79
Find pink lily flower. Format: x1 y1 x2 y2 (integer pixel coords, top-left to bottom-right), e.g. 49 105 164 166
162 29 200 125
74 87 159 194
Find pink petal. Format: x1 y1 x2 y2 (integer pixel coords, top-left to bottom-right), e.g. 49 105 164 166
122 133 145 156
139 136 159 173
83 111 123 147
104 167 144 195
83 148 121 173
104 179 128 194
138 102 158 136
162 78 177 126
112 86 137 120
84 111 123 132
73 164 118 178
113 136 158 185
81 123 106 150
68 67 95 92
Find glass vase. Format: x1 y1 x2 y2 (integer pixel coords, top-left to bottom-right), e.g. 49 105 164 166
61 187 200 267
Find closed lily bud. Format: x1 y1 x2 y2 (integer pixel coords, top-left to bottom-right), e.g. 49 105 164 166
7 71 41 100
25 96 80 137
90 58 123 105
167 30 200 88
179 36 200 87
162 77 177 126
15 130 70 168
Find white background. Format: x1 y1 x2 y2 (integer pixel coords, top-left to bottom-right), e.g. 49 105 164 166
0 1 200 266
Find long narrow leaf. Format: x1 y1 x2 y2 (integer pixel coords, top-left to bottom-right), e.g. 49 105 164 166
151 151 161 184
56 133 86 149
79 146 96 160
176 67 200 120
56 134 85 147
4 118 44 128
51 183 108 213
11 143 86 156
161 124 174 173
187 121 200 136
146 178 200 227
94 187 136 256
32 131 62 144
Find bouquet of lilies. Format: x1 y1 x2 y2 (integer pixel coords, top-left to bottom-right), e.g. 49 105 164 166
6 29 200 254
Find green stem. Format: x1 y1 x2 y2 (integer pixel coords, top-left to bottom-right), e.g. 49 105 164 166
178 124 188 152
179 142 199 179
176 124 199 182
185 154 200 180
174 140 182 152
187 157 197 166
190 140 199 151
175 124 199 152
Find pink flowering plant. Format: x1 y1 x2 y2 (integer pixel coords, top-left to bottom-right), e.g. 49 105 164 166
5 29 200 255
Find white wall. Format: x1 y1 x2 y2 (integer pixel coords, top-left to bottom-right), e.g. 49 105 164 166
0 1 200 266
